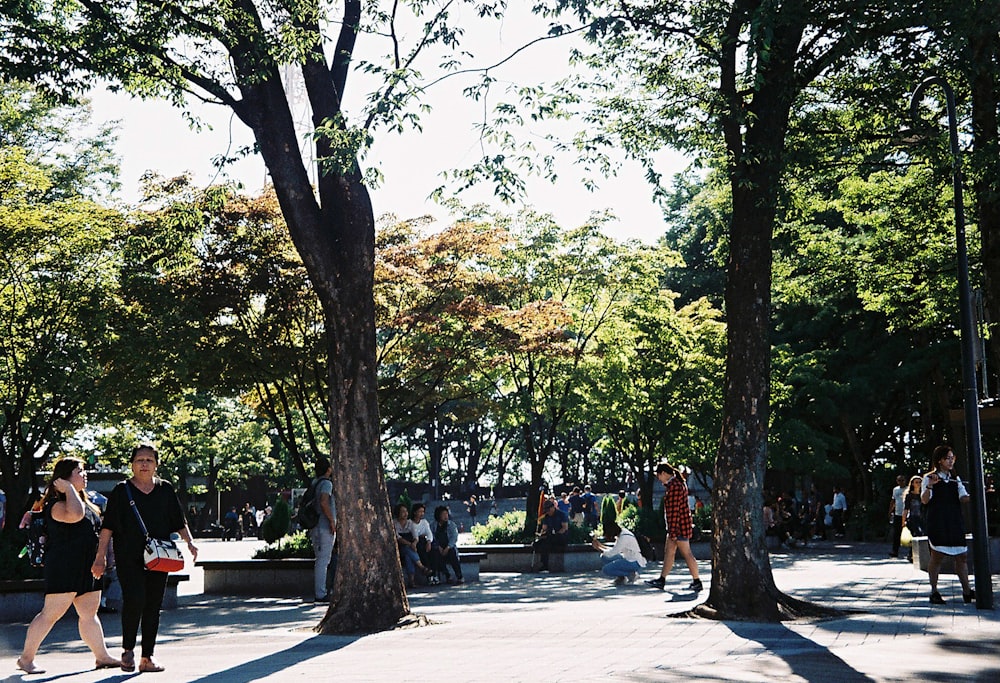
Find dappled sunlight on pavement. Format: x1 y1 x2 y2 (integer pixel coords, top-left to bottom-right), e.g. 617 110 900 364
2 541 997 682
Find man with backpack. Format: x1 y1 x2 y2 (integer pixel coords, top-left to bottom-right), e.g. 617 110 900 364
299 458 336 602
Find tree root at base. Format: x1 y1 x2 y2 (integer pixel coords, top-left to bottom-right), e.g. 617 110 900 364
677 594 844 622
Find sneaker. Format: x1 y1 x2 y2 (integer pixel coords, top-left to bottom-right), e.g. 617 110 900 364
930 591 945 605
626 572 638 584
688 578 703 592
645 576 666 589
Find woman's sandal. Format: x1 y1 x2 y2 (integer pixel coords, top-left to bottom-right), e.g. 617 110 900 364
95 658 122 670
121 650 136 672
139 656 165 673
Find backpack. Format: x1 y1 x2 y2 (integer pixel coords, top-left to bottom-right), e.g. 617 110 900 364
294 478 327 530
23 509 48 568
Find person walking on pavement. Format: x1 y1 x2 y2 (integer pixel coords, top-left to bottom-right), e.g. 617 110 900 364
93 445 198 673
831 485 848 538
922 445 974 605
646 462 702 592
902 475 925 538
888 475 906 558
17 458 120 674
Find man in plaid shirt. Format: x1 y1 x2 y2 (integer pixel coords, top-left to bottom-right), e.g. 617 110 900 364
645 462 702 592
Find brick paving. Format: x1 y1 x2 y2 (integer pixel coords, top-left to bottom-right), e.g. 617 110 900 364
2 540 998 682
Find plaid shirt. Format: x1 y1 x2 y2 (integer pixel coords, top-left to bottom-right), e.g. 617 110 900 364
662 476 693 539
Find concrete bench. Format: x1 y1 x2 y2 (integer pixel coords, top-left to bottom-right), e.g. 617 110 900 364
200 554 487 596
162 573 189 609
198 559 313 595
460 551 485 582
458 544 604 573
0 574 188 623
910 535 1000 574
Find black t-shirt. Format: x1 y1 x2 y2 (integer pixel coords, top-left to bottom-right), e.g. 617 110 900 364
103 479 185 564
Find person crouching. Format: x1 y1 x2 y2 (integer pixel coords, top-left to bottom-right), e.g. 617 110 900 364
592 522 646 585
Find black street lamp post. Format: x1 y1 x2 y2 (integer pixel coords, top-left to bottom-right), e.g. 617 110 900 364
910 76 993 609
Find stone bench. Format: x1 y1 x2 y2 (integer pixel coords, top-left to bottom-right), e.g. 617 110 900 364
0 574 188 623
460 551 485 583
199 554 487 596
458 544 604 573
910 535 1000 574
198 559 313 595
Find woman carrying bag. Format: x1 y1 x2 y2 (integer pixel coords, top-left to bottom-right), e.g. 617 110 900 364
92 445 198 673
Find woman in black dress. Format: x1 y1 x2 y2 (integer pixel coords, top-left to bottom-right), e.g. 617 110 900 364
17 457 120 674
92 445 198 673
921 445 974 605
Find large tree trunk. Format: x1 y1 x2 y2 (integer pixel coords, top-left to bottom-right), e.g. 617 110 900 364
696 10 833 620
318 175 408 632
231 31 407 631
699 161 786 620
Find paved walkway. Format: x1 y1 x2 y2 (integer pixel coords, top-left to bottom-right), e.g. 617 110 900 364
2 540 998 682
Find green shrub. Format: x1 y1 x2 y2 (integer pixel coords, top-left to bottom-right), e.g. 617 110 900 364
470 509 594 544
693 504 712 534
618 504 665 542
600 494 618 538
397 489 412 511
260 497 291 545
471 510 530 544
253 531 315 559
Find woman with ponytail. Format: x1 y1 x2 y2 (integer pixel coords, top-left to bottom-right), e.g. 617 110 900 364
16 457 120 674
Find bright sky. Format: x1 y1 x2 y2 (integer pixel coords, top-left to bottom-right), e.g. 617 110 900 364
86 9 691 244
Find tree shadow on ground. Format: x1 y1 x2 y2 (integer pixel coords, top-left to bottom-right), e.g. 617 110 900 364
184 635 354 683
722 620 876 682
407 571 707 616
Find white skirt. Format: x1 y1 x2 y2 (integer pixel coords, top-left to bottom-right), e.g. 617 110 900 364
929 541 967 556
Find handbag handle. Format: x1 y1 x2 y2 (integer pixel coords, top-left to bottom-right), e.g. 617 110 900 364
124 482 153 542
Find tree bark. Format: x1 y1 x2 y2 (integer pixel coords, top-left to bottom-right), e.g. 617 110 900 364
696 6 834 621
225 21 407 631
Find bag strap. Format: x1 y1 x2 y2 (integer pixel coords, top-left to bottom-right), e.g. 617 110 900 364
124 482 152 542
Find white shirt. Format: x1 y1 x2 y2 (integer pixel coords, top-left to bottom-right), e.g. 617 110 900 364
892 485 905 516
832 492 847 511
921 472 968 500
602 528 646 567
412 517 433 542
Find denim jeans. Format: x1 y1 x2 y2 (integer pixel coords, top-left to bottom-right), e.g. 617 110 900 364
601 555 641 577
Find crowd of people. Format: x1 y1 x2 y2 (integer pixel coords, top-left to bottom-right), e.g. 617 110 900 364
761 484 852 550
13 441 980 673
